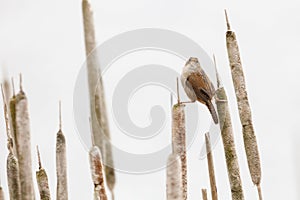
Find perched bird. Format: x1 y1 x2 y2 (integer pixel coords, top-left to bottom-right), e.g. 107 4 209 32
181 57 218 124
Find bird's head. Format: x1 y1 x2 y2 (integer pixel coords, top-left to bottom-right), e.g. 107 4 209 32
185 57 200 69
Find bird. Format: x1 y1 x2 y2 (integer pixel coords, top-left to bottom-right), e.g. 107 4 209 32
181 57 218 124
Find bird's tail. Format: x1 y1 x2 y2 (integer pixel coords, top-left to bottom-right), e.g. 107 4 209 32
206 101 219 124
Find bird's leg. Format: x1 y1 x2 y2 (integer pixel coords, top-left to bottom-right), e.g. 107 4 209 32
180 100 196 104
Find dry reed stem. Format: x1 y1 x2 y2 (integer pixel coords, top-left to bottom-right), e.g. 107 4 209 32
2 74 13 156
205 133 218 200
225 10 262 197
1 85 13 153
2 85 21 200
201 189 208 200
172 103 187 200
82 0 115 195
170 79 187 200
3 78 11 107
9 79 18 157
36 146 51 200
15 76 35 200
213 56 244 200
6 153 21 200
89 146 108 200
3 79 11 118
166 154 183 200
56 102 68 200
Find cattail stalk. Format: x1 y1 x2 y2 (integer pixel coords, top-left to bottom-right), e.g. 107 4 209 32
201 189 208 200
14 76 35 200
225 10 262 199
166 154 183 200
3 78 11 114
172 79 187 200
1 85 21 200
36 146 51 200
82 0 115 196
213 56 244 200
56 102 68 200
6 153 21 200
205 133 218 200
9 79 18 157
89 146 108 200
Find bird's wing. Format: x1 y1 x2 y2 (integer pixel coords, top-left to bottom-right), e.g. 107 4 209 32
187 72 213 103
181 75 197 101
194 62 216 96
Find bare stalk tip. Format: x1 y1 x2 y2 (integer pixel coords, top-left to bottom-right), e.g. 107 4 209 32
59 101 62 131
212 54 221 88
36 145 42 170
19 73 23 92
170 92 174 109
176 77 180 104
0 84 5 103
11 77 16 96
224 9 231 31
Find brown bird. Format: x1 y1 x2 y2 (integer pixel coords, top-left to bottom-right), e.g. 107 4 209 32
181 57 218 124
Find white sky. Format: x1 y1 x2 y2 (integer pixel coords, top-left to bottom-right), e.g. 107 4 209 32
0 0 300 199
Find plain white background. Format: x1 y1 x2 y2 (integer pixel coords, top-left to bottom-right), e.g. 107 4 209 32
0 0 300 199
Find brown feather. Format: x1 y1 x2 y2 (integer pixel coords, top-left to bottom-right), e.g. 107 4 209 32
187 72 218 124
187 73 214 101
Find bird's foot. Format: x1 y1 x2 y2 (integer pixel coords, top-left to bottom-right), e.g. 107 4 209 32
180 100 196 104
214 97 227 103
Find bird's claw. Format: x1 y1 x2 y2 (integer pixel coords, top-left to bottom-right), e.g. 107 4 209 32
214 97 227 103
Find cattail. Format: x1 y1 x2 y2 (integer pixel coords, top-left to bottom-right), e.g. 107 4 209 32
56 102 68 200
1 85 21 200
9 79 18 156
225 10 262 199
6 153 21 200
213 55 244 200
36 146 51 200
166 154 183 200
201 189 208 200
89 146 108 200
82 0 115 197
205 133 218 200
14 75 35 200
172 79 187 200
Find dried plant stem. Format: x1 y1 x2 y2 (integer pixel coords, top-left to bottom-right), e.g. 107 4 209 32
36 146 51 200
7 153 21 200
82 0 115 195
201 189 208 200
56 103 68 200
9 79 18 157
213 56 244 200
205 133 218 200
166 154 183 200
172 103 187 200
225 10 262 197
15 77 35 200
2 85 21 200
89 146 108 200
3 79 11 125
